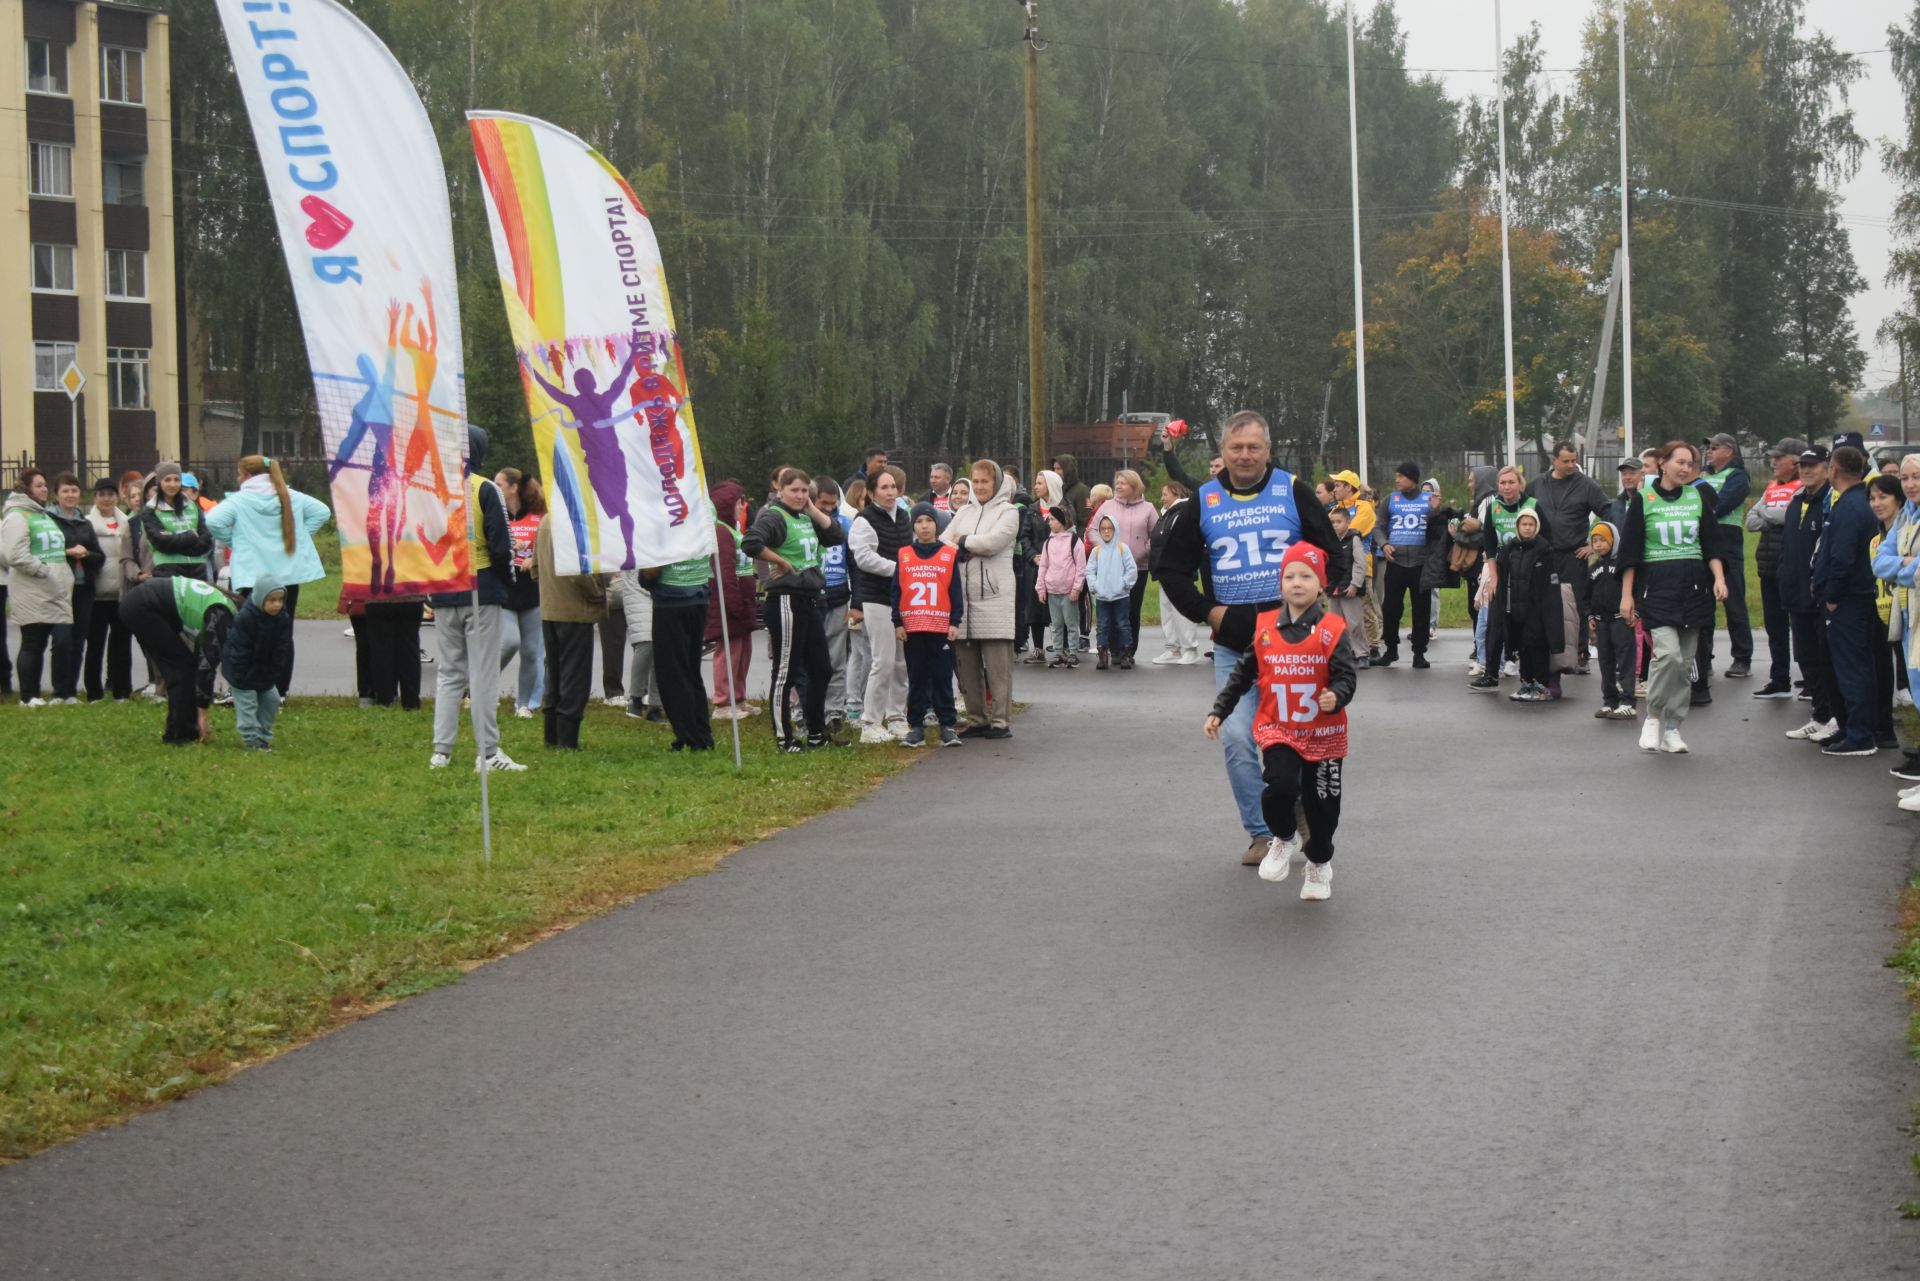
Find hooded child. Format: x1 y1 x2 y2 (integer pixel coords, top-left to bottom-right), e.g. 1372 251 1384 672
1086 513 1139 669
1034 504 1084 667
1205 542 1355 902
1587 521 1636 718
1494 509 1564 703
223 570 295 750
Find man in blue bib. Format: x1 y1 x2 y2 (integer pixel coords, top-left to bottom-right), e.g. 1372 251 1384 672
1155 410 1347 867
1379 461 1434 669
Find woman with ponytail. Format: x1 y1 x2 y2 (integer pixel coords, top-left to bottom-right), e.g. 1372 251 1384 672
207 455 332 695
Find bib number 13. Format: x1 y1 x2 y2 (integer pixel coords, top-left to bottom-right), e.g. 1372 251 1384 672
1212 530 1289 572
1269 682 1320 723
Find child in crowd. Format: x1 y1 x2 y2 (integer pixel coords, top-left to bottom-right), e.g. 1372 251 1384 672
222 572 294 750
1205 543 1354 902
1328 505 1370 668
1034 505 1084 667
893 503 965 748
1586 521 1637 720
1086 513 1138 669
1495 509 1562 704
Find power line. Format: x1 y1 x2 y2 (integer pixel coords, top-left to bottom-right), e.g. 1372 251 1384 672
1043 37 1890 77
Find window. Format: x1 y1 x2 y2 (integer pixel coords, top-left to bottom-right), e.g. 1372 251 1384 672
102 155 143 207
30 142 73 198
108 348 150 409
206 328 236 373
34 341 78 392
261 426 298 458
100 46 143 105
26 39 68 95
32 243 75 293
105 248 146 300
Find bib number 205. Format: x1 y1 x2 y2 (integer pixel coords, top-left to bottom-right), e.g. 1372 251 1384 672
1212 530 1290 572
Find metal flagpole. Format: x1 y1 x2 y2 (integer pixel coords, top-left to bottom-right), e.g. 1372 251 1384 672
1617 0 1636 460
711 544 743 771
1495 0 1519 467
1345 0 1370 482
468 478 494 868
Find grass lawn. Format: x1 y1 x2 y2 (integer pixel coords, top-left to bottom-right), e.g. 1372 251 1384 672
0 698 914 1158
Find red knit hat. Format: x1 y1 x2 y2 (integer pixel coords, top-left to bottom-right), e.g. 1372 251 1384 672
1279 541 1327 588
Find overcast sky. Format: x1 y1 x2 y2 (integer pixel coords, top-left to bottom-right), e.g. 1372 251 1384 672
1395 0 1907 392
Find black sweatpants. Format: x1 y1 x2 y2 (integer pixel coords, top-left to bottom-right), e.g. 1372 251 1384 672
1595 613 1636 708
598 604 627 700
1512 615 1551 685
1381 559 1430 657
542 620 595 750
765 591 829 747
85 596 132 701
121 586 200 743
654 601 713 751
1023 562 1047 652
58 584 92 699
1125 574 1150 658
0 585 10 693
1789 610 1836 726
1826 596 1877 750
904 632 957 728
1760 572 1793 687
363 601 423 708
1260 744 1343 865
15 623 72 703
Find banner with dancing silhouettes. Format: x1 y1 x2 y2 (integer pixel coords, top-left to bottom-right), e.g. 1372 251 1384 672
215 0 471 600
469 112 714 574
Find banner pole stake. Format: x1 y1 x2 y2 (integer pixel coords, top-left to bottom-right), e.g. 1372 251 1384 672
712 547 743 771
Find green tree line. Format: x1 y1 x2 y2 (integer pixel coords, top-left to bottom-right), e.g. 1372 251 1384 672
162 0 1868 484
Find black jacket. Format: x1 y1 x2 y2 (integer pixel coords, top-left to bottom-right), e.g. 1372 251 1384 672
1618 484 1720 630
1779 482 1830 614
1210 601 1358 723
853 503 910 606
1495 536 1563 655
50 506 104 589
1153 466 1346 654
222 595 295 692
1588 552 1624 618
1812 483 1878 604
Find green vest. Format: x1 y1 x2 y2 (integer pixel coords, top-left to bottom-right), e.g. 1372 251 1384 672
12 505 66 565
171 576 229 637
718 520 753 577
1700 468 1744 526
1642 485 1706 564
775 506 822 572
1488 496 1540 548
149 503 202 566
659 555 713 589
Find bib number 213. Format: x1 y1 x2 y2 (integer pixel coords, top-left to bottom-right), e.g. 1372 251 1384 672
1212 530 1289 572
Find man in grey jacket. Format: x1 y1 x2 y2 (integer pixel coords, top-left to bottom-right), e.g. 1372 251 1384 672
1527 442 1613 669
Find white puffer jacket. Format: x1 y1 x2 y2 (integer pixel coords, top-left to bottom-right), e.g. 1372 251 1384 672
940 470 1021 642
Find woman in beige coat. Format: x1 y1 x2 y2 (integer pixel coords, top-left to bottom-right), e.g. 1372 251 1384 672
942 460 1021 738
2 468 77 704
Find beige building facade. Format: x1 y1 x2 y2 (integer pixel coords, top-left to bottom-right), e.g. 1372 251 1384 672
0 0 177 480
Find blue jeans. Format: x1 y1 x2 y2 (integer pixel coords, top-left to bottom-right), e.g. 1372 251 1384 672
1096 598 1132 652
1474 594 1490 665
498 606 543 710
1213 641 1270 840
234 687 281 748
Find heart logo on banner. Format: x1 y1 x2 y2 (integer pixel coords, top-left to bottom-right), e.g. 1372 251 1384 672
300 195 354 251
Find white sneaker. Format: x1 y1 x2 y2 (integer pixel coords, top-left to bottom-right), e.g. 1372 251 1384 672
1502 659 1519 678
479 752 528 773
1151 648 1182 665
1467 662 1485 678
1784 719 1822 740
1300 861 1332 901
1899 791 1920 812
602 694 625 707
1900 782 1920 798
515 706 535 720
1179 648 1205 665
22 697 46 707
1258 834 1301 882
1659 727 1689 754
860 725 894 745
1638 716 1662 751
885 719 912 740
428 752 451 769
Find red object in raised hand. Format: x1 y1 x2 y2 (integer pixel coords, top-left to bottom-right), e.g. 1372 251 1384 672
1165 418 1190 441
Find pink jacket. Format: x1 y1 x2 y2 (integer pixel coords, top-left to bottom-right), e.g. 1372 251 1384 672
1099 496 1158 564
1036 528 1085 599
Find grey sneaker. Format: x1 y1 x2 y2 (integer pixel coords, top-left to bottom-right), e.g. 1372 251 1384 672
939 726 961 747
902 727 927 748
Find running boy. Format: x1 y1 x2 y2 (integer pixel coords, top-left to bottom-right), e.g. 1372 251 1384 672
893 502 965 748
1204 543 1355 902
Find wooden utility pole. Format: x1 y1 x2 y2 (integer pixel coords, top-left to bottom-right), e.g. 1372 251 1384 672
1022 0 1046 479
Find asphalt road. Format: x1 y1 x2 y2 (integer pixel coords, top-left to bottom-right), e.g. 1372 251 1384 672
3 628 1917 1279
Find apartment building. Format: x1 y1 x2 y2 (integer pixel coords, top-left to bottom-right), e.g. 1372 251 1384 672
0 0 177 478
